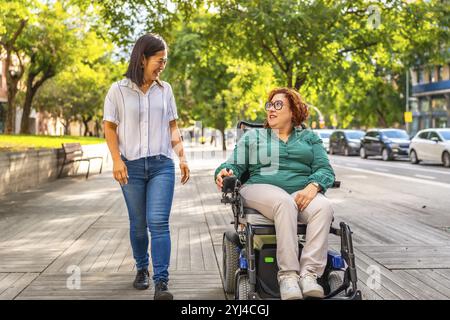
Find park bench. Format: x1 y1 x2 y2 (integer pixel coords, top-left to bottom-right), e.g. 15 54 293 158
58 143 103 179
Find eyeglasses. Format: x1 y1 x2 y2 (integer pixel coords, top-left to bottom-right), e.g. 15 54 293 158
265 100 284 111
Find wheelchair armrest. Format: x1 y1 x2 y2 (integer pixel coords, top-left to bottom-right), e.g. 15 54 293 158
222 176 240 193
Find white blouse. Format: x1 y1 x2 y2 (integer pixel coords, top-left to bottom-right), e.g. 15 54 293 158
103 78 179 161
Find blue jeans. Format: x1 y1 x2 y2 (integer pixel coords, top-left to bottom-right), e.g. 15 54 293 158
120 155 175 284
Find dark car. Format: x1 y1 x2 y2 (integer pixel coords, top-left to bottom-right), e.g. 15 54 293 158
360 129 410 161
329 130 366 156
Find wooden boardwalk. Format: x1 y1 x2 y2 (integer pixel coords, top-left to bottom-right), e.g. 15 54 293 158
0 154 449 300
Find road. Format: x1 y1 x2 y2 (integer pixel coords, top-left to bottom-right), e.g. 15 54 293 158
329 154 450 185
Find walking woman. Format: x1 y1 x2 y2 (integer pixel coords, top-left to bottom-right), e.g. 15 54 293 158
103 33 190 300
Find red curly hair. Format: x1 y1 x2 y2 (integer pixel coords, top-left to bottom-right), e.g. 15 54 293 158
263 87 309 128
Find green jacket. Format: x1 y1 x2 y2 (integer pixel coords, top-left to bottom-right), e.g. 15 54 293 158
214 128 335 194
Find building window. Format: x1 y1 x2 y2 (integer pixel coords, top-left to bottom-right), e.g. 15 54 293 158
417 68 424 83
431 96 447 112
437 117 448 128
419 98 429 112
437 65 443 81
428 67 435 83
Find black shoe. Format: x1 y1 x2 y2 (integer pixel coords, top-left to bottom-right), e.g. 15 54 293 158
154 281 173 300
133 269 150 290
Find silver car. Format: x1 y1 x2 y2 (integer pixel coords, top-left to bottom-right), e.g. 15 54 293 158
313 129 334 152
409 128 450 167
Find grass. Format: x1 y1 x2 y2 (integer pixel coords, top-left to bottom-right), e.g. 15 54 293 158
0 134 105 152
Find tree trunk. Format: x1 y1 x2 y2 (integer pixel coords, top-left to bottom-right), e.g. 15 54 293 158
5 94 17 134
20 75 36 134
5 53 23 134
286 67 293 88
2 19 27 134
20 62 55 134
220 128 226 151
375 107 388 128
82 116 92 136
294 74 307 91
63 119 71 136
95 119 101 137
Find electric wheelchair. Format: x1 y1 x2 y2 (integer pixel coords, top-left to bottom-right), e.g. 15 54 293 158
220 121 362 300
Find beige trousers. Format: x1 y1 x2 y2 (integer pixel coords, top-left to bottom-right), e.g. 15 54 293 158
239 183 334 277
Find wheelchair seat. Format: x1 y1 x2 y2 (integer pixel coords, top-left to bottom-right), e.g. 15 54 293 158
241 207 334 227
242 207 306 225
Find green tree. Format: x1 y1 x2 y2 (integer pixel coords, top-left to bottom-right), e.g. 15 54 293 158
164 12 276 150
18 1 82 134
0 0 36 133
34 31 123 136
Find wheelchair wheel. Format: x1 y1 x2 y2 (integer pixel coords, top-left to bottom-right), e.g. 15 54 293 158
223 232 240 294
236 274 250 300
328 272 346 297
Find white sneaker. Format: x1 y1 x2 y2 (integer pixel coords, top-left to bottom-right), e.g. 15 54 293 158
299 273 324 298
278 273 303 300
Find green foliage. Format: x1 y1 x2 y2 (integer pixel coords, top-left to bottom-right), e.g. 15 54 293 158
2 0 448 137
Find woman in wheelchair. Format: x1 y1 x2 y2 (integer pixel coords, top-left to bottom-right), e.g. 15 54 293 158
215 87 335 300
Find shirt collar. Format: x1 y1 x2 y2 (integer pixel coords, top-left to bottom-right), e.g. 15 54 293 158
120 78 163 92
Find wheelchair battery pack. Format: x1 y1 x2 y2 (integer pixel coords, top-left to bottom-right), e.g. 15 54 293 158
253 235 303 299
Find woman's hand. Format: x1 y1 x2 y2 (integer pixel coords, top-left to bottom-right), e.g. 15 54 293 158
215 168 234 191
180 162 190 185
294 184 319 211
113 159 128 186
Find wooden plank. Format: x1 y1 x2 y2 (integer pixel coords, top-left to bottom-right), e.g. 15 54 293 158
90 229 124 272
44 227 107 274
0 274 23 295
16 271 224 300
354 247 437 300
200 226 219 271
170 227 178 271
80 229 116 273
404 269 450 298
117 250 135 272
189 227 204 271
392 270 448 300
104 229 130 273
177 228 190 271
354 277 384 300
0 273 39 300
358 245 450 269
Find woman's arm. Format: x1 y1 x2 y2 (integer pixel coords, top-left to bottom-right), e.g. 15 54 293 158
104 121 128 186
295 132 335 211
214 131 251 188
170 120 190 184
306 133 335 192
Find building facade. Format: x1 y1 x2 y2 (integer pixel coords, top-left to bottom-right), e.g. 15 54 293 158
410 63 450 135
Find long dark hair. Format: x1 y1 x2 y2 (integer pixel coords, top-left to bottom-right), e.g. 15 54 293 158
124 33 167 86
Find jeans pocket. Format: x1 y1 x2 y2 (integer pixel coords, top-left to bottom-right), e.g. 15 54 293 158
120 154 128 162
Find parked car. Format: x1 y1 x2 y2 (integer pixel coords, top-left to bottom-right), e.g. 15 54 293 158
313 129 334 152
329 130 365 156
409 128 450 167
360 129 410 161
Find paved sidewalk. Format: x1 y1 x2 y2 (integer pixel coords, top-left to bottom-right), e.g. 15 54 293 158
1 150 450 299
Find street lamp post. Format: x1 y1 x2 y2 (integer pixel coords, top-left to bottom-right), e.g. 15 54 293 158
406 70 409 133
